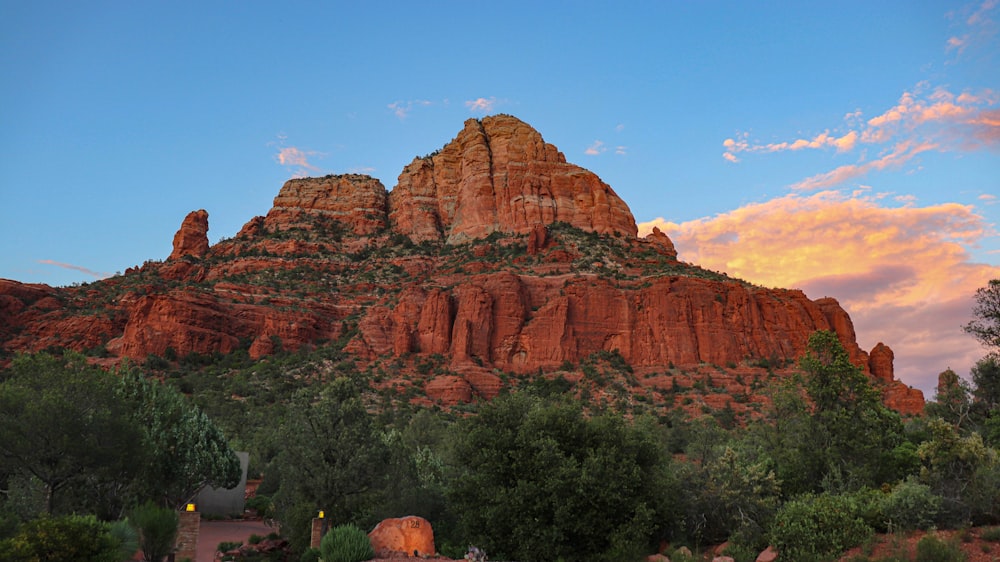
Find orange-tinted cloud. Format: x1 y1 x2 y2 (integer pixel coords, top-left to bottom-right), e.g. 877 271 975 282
37 259 110 279
790 141 938 191
724 84 1000 190
947 0 998 57
639 191 999 394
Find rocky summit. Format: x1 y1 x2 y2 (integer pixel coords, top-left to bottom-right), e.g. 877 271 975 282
0 115 924 414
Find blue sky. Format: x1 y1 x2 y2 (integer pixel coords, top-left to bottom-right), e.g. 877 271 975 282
1 1 998 393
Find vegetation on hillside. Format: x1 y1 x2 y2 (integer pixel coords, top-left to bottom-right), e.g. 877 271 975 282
1 278 999 561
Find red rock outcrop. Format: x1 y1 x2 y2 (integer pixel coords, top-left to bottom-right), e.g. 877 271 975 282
644 226 678 259
0 115 924 414
168 209 210 260
389 115 637 243
262 174 388 235
368 516 435 558
354 272 871 374
869 342 925 415
869 342 894 382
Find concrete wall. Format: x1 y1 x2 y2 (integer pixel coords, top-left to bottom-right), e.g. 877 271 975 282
197 451 249 517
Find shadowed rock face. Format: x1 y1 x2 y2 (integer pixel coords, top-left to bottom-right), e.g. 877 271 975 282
0 115 924 414
389 115 638 243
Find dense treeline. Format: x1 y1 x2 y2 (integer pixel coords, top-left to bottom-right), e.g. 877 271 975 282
2 281 1000 561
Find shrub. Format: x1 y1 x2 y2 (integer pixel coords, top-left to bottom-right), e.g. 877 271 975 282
319 524 374 562
982 526 1000 542
130 501 179 562
914 534 966 562
881 479 941 531
769 492 873 562
3 514 119 562
298 547 321 562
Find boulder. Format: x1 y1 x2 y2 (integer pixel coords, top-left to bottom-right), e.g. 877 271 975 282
367 516 435 558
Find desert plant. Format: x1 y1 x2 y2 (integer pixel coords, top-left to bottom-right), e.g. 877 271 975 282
768 492 873 562
881 479 941 531
914 534 966 562
982 526 1000 541
319 523 374 562
298 547 321 562
109 519 140 561
130 501 179 562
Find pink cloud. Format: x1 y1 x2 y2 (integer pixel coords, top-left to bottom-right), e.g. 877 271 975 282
275 146 323 178
727 84 999 188
388 99 432 119
465 97 498 113
790 140 937 191
638 191 999 394
37 259 110 279
584 140 606 156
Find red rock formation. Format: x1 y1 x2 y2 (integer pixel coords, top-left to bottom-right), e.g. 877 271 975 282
262 174 388 235
355 273 871 375
869 342 894 382
868 342 925 415
0 115 925 414
367 516 435 558
389 115 637 243
168 210 210 260
644 226 678 259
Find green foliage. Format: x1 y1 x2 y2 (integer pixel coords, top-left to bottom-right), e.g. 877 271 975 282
130 501 179 562
298 547 321 562
0 352 240 517
965 278 1000 350
0 514 120 562
270 378 390 552
760 331 906 496
981 526 1000 541
109 519 140 562
917 417 998 524
880 479 941 531
447 393 675 562
914 534 966 562
679 446 780 548
116 364 241 508
319 524 374 562
0 352 144 517
769 492 874 562
926 369 974 428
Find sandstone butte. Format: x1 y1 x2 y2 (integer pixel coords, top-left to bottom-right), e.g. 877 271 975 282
0 114 924 415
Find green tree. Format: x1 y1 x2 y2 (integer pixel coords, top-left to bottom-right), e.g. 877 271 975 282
925 368 974 429
972 354 1000 412
116 365 240 508
270 377 391 552
447 393 675 562
964 278 1000 350
763 331 906 494
0 353 143 517
680 446 781 549
917 416 999 524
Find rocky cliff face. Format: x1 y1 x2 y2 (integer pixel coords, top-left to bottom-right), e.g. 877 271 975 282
389 115 637 243
0 115 924 415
